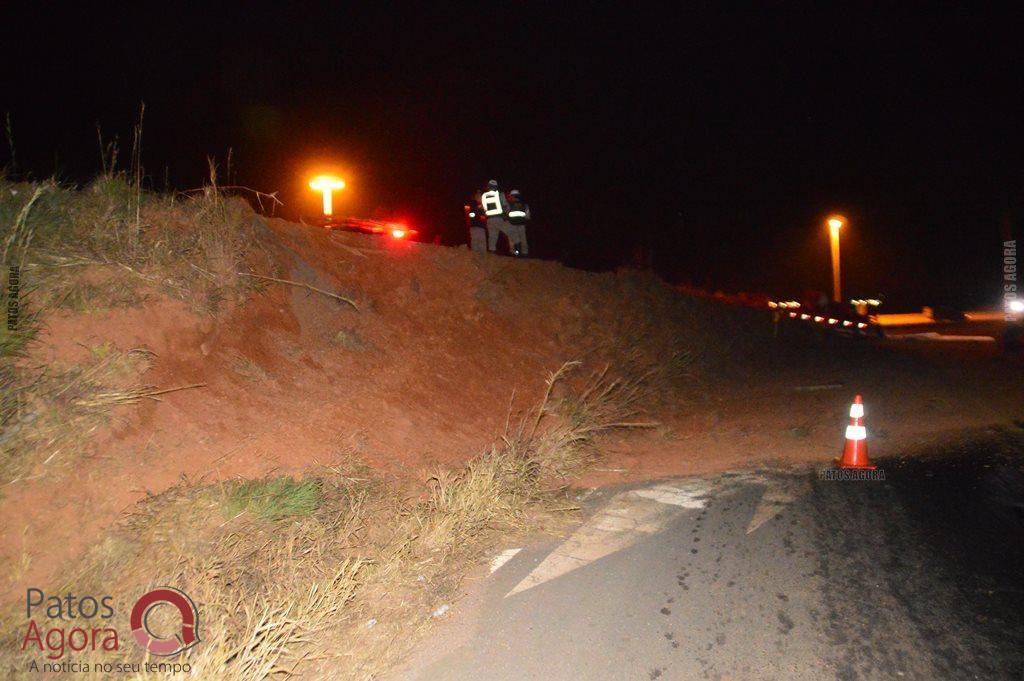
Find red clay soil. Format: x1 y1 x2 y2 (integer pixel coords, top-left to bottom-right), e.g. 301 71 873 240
3 218 1022 601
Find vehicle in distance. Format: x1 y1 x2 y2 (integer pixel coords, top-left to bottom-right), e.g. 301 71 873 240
319 216 418 241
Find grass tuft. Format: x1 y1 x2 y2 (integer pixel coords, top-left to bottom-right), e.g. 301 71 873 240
224 350 271 383
224 477 323 521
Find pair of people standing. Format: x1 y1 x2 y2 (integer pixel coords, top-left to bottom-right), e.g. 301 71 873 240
472 180 530 256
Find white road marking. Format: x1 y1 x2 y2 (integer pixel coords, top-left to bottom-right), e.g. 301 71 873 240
506 481 712 597
633 481 710 508
504 472 809 596
746 476 812 534
489 548 522 574
891 332 995 342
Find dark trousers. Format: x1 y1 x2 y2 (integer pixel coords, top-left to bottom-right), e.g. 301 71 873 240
486 218 512 252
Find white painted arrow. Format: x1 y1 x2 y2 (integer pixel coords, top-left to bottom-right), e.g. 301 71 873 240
506 481 712 597
489 548 522 574
746 476 812 534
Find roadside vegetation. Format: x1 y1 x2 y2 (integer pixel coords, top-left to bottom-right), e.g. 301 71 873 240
0 171 266 320
0 163 273 487
2 362 647 680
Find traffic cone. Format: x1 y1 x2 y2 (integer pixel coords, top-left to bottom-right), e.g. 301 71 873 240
836 395 876 470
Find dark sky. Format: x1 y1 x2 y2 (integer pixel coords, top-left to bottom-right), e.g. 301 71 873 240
3 3 1023 309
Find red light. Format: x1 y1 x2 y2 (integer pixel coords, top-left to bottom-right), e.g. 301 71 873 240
391 229 407 239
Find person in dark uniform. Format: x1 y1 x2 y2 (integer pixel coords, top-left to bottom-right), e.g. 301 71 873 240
506 189 531 256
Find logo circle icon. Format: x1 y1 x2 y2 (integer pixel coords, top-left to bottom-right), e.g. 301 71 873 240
130 587 200 656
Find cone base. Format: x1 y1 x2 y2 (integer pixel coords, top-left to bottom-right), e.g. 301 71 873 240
833 458 877 470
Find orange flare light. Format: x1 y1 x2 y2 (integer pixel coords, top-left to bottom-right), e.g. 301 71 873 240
309 175 346 216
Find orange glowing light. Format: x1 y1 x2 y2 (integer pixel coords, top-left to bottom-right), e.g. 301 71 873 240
826 215 846 232
826 214 847 303
391 229 407 239
309 175 346 216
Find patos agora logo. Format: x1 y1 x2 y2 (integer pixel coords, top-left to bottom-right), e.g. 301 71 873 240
21 586 200 671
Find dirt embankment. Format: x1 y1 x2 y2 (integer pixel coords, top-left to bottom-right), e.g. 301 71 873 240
0 215 723 597
4 214 1023 605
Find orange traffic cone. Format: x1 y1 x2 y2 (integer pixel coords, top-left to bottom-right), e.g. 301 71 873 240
836 395 876 469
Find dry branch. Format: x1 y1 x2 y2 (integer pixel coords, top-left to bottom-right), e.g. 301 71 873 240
73 382 206 409
180 185 284 213
235 272 359 310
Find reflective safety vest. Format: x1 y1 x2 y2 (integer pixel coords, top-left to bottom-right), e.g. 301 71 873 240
507 200 530 225
481 190 504 217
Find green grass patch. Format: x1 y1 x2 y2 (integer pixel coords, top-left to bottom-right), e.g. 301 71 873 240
224 476 322 521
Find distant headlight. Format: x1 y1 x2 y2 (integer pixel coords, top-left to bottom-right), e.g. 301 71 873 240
1009 300 1024 313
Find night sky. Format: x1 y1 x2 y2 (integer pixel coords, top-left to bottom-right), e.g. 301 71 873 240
3 4 1023 310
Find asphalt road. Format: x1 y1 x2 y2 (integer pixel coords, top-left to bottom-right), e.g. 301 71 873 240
397 437 1024 680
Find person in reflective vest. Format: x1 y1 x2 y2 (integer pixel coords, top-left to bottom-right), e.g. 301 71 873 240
480 179 512 253
506 189 530 256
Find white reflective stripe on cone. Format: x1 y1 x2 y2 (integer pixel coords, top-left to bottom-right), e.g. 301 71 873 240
849 403 864 418
508 210 527 218
845 425 867 441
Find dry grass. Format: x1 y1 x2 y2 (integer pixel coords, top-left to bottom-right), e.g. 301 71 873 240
2 362 647 680
0 176 268 319
0 343 163 485
224 350 271 383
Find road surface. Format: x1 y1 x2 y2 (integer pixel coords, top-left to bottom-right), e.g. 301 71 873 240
395 439 1024 680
